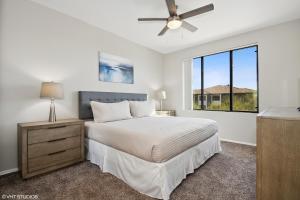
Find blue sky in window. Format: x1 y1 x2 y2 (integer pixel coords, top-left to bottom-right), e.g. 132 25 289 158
233 46 257 90
192 46 257 90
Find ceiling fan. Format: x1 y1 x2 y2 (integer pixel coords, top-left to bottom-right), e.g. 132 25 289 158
138 0 214 36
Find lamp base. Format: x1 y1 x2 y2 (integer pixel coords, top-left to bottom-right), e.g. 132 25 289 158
49 99 56 122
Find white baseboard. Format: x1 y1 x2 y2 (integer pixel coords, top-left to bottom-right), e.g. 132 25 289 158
0 168 18 176
220 138 256 146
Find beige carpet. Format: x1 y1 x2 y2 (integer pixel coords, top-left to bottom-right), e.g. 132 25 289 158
0 142 256 200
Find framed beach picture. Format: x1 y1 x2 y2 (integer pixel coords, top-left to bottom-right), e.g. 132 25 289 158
99 52 134 84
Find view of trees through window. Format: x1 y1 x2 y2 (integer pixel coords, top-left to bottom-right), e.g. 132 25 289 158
192 46 258 112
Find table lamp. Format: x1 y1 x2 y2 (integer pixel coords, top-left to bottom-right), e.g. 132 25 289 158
40 82 64 122
158 90 167 111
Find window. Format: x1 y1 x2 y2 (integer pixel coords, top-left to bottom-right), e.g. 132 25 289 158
212 95 220 101
192 45 258 112
204 52 230 111
192 57 202 110
232 46 258 112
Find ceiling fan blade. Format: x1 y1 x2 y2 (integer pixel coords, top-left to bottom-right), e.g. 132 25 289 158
138 18 168 21
158 25 169 36
181 21 198 32
179 4 214 20
165 0 177 16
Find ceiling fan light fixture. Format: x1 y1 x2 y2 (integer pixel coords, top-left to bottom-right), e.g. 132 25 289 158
167 18 182 29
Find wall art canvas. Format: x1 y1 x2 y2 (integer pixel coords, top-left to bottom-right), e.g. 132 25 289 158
99 52 134 84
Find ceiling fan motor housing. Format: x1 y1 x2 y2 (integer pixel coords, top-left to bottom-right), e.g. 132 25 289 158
168 16 181 22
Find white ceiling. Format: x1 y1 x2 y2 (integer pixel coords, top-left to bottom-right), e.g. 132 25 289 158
31 0 300 54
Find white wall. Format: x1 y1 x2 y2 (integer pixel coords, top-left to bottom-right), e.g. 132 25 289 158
163 19 300 145
0 0 163 172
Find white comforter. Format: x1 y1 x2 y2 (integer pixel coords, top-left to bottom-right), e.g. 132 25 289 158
85 116 218 162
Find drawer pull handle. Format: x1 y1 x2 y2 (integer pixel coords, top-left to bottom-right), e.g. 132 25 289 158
48 126 66 129
48 150 66 156
47 138 66 143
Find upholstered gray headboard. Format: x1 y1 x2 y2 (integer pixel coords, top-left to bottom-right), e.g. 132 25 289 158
78 91 147 120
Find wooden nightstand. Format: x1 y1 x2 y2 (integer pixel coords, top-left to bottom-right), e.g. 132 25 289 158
18 119 84 179
156 110 176 116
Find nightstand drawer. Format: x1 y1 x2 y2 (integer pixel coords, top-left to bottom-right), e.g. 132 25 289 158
28 148 81 173
28 136 81 159
28 125 81 144
156 110 176 116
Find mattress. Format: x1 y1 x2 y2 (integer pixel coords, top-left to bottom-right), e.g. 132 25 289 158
85 116 218 163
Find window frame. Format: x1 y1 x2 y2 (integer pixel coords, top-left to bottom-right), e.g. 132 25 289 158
193 45 259 113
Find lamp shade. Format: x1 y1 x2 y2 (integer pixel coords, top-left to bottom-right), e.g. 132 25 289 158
158 90 167 100
40 82 64 99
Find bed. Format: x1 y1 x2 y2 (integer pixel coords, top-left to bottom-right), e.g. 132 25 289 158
79 91 222 199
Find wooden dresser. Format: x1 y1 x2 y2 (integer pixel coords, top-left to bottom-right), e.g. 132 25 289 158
257 107 300 200
18 119 84 179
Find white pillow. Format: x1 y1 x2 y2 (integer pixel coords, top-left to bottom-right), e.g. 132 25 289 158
90 101 132 123
129 100 156 118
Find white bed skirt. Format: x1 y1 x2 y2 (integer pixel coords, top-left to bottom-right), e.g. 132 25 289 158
86 134 222 200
